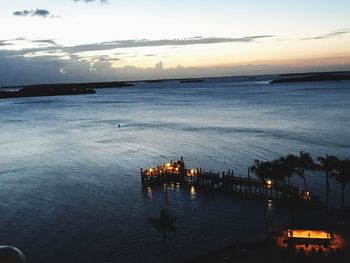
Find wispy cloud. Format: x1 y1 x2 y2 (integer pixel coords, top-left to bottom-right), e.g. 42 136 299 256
0 35 275 58
0 40 13 47
13 9 55 18
64 35 275 53
31 39 58 45
301 29 350 40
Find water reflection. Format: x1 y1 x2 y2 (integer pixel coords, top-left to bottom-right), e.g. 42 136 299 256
266 199 273 217
176 182 180 192
142 184 198 201
190 186 197 200
147 186 153 199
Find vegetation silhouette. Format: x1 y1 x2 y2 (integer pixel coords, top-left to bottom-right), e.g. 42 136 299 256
332 159 350 213
149 209 177 261
316 154 339 210
249 152 350 215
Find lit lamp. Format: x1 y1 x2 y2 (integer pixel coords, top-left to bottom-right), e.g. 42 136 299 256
266 179 272 187
306 191 310 200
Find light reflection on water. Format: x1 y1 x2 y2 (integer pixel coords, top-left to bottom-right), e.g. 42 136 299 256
190 186 197 200
0 79 349 263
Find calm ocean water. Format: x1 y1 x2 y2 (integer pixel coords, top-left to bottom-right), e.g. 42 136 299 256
0 78 349 262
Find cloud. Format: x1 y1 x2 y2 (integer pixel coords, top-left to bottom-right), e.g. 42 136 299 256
0 35 275 59
64 35 275 53
31 39 58 45
155 61 163 70
301 29 350 40
73 0 108 3
0 40 13 47
1 47 350 87
13 9 53 18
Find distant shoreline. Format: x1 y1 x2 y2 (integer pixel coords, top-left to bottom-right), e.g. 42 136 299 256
1 70 349 100
1 81 135 90
270 71 350 84
0 81 135 100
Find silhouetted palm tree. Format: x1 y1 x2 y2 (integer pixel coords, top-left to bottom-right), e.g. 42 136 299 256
296 151 314 198
149 209 177 259
249 160 271 196
316 154 339 209
282 154 299 191
249 160 272 239
332 159 350 212
270 159 287 199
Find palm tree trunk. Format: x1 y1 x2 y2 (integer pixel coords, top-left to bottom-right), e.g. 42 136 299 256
275 180 279 200
263 197 270 240
270 182 273 198
341 184 345 212
326 172 330 192
287 175 291 192
260 179 265 198
302 170 308 199
275 180 281 228
326 172 329 210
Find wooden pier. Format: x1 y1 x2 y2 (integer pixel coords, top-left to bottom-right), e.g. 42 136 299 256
141 157 322 204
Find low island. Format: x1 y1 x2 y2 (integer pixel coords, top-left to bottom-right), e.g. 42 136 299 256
270 71 350 84
0 81 135 99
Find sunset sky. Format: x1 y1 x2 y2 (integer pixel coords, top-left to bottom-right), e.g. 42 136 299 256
0 0 350 85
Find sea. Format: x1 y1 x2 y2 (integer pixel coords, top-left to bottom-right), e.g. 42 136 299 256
0 77 349 262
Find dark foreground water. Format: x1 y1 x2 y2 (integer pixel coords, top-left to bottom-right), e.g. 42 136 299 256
0 79 349 262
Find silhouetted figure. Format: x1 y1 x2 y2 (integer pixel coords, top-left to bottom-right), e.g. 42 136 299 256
0 246 25 263
118 124 121 128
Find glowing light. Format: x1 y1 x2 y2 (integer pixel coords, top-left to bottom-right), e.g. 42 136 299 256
267 199 273 209
190 186 196 200
288 230 331 240
147 187 153 198
266 179 272 188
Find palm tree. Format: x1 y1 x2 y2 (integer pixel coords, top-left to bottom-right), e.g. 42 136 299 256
332 159 350 212
316 154 339 209
282 154 299 191
249 160 272 240
296 151 314 198
270 159 287 199
149 209 177 259
249 160 272 196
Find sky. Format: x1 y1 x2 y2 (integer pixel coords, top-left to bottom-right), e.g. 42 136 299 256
0 0 350 85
